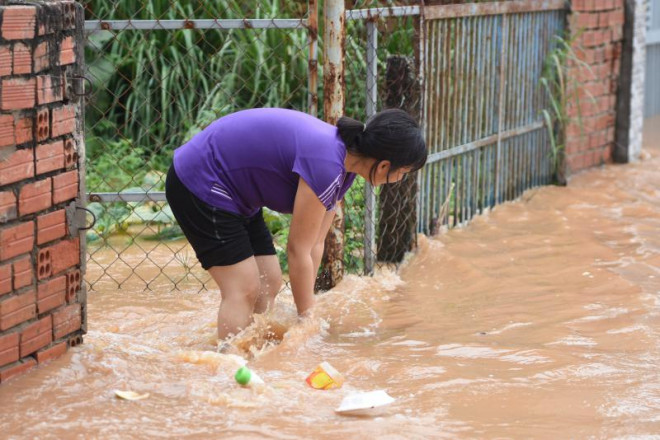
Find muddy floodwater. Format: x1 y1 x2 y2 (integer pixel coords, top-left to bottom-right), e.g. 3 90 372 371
1 119 660 439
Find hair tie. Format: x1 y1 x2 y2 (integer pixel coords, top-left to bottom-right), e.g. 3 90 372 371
363 124 367 132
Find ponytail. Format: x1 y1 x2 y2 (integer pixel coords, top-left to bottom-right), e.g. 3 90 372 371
336 116 366 153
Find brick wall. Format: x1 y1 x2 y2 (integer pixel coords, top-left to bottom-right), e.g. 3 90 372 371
0 1 85 384
565 0 625 174
566 0 625 175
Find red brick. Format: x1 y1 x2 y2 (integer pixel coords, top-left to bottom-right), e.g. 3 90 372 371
37 275 65 313
65 269 80 303
0 263 10 296
577 82 607 100
565 137 587 155
36 75 64 105
599 0 613 9
35 341 67 364
19 178 52 216
567 152 586 173
36 140 64 175
1 78 36 110
0 332 19 367
0 289 36 331
36 108 49 142
572 12 598 29
0 357 36 383
0 46 11 76
0 221 34 261
604 44 615 61
12 256 32 289
1 6 37 40
0 190 17 223
12 42 31 74
581 30 600 47
51 105 76 137
52 170 78 204
606 126 616 144
34 41 49 73
572 0 590 11
0 113 14 148
43 238 79 275
15 116 33 145
61 2 76 31
37 209 66 245
52 303 81 339
0 147 34 186
37 248 52 280
610 8 624 26
63 138 76 168
20 315 52 357
59 36 75 66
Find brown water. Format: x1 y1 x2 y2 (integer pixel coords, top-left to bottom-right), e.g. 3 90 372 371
2 119 660 439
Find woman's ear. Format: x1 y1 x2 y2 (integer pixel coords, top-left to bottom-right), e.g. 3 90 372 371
377 160 391 173
376 160 392 185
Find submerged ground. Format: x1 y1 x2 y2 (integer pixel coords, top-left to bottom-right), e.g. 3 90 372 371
1 118 659 439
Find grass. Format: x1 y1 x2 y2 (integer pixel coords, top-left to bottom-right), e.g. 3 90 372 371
82 0 416 277
539 30 594 184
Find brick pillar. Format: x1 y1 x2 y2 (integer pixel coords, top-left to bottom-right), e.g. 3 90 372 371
0 1 85 384
565 0 626 175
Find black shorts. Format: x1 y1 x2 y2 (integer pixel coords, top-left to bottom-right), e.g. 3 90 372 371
165 165 277 269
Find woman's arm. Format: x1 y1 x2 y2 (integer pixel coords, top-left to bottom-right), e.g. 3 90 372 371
288 177 330 315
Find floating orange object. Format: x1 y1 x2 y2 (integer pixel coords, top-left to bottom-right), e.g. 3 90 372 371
305 362 345 390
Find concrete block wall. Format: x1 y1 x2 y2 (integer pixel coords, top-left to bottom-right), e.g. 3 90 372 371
0 0 85 384
565 0 626 174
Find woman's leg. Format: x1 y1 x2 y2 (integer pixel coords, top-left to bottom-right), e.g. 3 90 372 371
208 257 261 340
253 255 283 314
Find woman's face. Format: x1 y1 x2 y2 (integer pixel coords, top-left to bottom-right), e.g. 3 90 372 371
371 161 412 186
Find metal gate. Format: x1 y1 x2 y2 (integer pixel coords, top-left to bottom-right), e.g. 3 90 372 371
419 1 565 233
646 0 660 117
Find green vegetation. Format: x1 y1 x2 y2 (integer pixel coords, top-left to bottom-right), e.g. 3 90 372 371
82 0 415 277
540 31 594 185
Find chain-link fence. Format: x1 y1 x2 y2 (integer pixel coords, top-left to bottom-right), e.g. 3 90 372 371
82 0 566 293
82 0 422 292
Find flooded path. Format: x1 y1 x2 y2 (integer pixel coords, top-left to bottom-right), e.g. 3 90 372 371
1 118 660 439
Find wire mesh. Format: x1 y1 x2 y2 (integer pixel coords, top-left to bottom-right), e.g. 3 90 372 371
344 5 420 275
82 0 310 291
82 0 566 294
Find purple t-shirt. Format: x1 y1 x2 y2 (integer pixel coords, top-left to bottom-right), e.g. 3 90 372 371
173 108 357 217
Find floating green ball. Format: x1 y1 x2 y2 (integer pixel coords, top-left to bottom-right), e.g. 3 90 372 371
235 366 252 385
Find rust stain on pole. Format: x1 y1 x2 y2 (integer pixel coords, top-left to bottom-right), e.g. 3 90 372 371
318 0 345 291
307 0 318 117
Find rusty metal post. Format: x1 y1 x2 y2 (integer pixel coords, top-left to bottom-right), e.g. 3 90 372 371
377 56 420 263
307 0 319 116
364 19 378 275
318 0 346 290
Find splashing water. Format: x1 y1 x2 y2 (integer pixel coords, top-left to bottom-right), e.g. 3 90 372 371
1 119 660 439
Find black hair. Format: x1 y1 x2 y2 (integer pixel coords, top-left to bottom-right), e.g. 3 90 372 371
337 108 427 184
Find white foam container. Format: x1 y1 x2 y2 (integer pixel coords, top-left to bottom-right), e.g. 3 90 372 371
334 390 396 416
